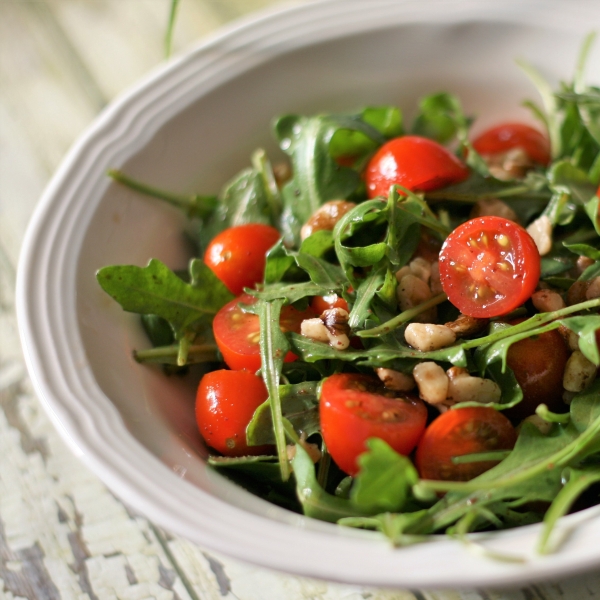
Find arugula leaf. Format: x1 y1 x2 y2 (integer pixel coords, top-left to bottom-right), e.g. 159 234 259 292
97 258 233 363
200 154 279 246
291 443 365 522
274 112 387 245
258 299 292 480
351 439 419 513
247 381 320 446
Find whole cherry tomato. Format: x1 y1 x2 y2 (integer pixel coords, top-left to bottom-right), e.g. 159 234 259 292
365 135 470 199
213 293 315 371
204 224 281 295
415 407 517 482
310 293 349 315
196 369 272 457
472 122 551 166
438 216 540 318
504 327 569 422
320 373 428 476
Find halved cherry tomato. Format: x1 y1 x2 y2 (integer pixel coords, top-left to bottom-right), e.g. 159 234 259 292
438 216 540 318
415 407 517 482
213 293 315 371
472 122 551 166
320 373 428 476
504 326 569 422
310 293 349 315
196 369 272 457
365 135 470 199
204 224 281 295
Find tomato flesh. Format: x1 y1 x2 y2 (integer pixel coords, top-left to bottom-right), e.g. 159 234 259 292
204 224 281 295
366 135 469 199
472 122 551 166
196 369 272 456
320 373 428 476
416 407 517 482
439 216 540 318
213 293 314 371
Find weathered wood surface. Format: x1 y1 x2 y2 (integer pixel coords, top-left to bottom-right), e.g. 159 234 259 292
3 1 600 598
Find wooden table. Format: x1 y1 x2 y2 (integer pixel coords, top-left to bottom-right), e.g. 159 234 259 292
3 1 600 598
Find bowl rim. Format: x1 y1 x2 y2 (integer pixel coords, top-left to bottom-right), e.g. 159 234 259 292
16 0 600 589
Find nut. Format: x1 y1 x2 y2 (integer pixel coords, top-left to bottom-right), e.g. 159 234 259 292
405 323 456 352
563 350 596 392
526 215 552 256
470 198 518 222
444 314 489 338
446 370 502 404
586 277 600 300
300 200 356 240
531 289 565 313
413 362 449 405
300 318 329 343
375 368 416 392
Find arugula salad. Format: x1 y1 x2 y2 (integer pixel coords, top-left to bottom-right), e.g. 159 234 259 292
98 35 600 554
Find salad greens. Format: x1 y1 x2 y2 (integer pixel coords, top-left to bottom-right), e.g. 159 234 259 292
98 34 600 556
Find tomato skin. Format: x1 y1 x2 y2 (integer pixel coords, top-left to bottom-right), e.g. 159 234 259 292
320 373 428 476
439 216 540 318
213 293 314 371
472 123 551 166
504 327 569 422
204 224 281 295
196 369 272 456
310 293 349 315
415 407 517 482
365 136 470 199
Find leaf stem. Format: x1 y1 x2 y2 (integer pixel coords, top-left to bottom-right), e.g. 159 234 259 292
133 343 217 364
164 0 180 58
358 293 448 338
108 169 217 219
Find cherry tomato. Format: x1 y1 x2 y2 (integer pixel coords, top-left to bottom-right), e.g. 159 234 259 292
204 224 281 295
438 216 540 318
320 373 428 476
196 369 272 457
365 135 470 199
415 407 517 482
310 293 349 315
213 293 315 371
472 122 551 166
504 326 569 422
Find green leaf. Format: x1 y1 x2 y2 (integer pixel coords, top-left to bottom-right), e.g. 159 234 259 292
291 443 365 522
258 299 292 480
351 439 419 513
559 315 600 365
247 381 320 446
274 112 386 245
97 259 233 341
201 162 278 246
411 92 467 145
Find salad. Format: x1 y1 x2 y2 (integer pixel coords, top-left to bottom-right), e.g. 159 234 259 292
98 35 600 555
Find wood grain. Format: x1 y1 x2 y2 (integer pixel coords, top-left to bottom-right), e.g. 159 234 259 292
3 1 600 598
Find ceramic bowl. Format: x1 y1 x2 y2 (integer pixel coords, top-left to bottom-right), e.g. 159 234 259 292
17 0 600 588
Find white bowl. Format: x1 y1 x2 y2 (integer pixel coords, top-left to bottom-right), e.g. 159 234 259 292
17 0 600 589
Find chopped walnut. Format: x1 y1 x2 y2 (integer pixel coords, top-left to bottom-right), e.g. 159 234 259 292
484 147 535 181
444 313 489 338
300 200 356 240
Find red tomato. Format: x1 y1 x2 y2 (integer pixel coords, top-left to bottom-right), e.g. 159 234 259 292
415 407 517 482
310 293 349 315
472 122 551 166
365 135 469 199
438 216 540 318
320 373 428 476
204 224 281 295
504 327 569 422
196 369 272 456
213 293 315 371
